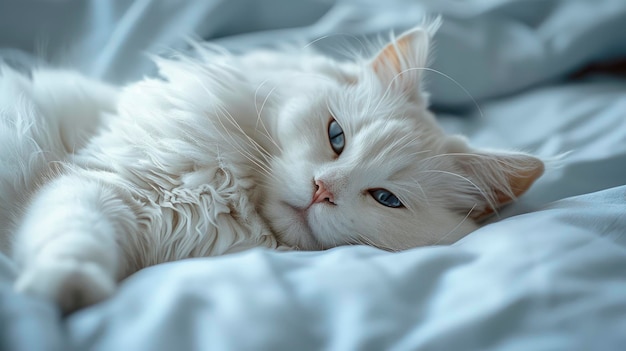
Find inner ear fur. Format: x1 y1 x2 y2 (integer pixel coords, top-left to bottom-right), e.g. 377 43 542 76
369 19 440 98
463 152 544 220
445 136 545 220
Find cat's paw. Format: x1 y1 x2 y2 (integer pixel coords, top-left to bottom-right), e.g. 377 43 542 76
14 259 116 314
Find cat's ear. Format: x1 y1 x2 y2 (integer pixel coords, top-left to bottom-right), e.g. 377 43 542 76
370 20 439 99
444 136 545 220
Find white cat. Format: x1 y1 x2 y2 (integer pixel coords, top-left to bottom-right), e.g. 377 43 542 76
0 21 543 313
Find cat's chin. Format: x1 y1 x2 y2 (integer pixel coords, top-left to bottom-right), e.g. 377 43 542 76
264 201 325 251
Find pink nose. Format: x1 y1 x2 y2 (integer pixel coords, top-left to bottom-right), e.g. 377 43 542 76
312 180 335 204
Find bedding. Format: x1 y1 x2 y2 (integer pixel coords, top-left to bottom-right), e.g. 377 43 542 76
1 0 626 350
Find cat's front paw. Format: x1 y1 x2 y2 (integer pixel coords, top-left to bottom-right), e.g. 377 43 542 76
14 259 116 314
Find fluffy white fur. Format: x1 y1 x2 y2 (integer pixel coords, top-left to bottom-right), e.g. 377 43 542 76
0 22 543 313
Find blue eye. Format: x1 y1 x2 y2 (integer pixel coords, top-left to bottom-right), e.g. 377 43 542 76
369 189 403 208
328 119 345 155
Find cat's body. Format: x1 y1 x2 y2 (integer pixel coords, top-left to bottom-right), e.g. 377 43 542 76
0 22 543 312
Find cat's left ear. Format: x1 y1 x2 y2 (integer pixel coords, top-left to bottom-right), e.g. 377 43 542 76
370 20 440 99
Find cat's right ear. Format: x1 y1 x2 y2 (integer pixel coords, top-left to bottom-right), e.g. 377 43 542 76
370 18 441 100
443 136 545 221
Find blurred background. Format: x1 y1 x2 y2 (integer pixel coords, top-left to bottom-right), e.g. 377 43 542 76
1 0 625 111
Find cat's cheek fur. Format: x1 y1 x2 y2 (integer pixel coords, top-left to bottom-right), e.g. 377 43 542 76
261 154 321 249
306 199 478 250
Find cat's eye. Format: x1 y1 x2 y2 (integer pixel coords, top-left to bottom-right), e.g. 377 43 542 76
369 189 403 208
328 119 345 155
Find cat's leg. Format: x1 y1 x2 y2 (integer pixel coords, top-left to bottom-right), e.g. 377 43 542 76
13 173 137 314
0 67 118 252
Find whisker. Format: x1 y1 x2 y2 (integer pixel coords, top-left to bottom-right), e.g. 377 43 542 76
419 169 496 213
254 81 283 152
302 33 369 53
372 67 484 120
186 72 276 171
422 152 491 163
409 176 429 205
186 77 268 160
212 107 274 178
434 204 476 245
215 103 273 164
352 231 397 252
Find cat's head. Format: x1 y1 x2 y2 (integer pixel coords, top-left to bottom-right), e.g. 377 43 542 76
260 23 544 251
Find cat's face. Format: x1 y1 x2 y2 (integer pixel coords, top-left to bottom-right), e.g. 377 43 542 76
260 25 544 250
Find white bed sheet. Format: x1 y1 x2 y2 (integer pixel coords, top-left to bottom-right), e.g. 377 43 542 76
1 0 626 350
66 194 626 351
